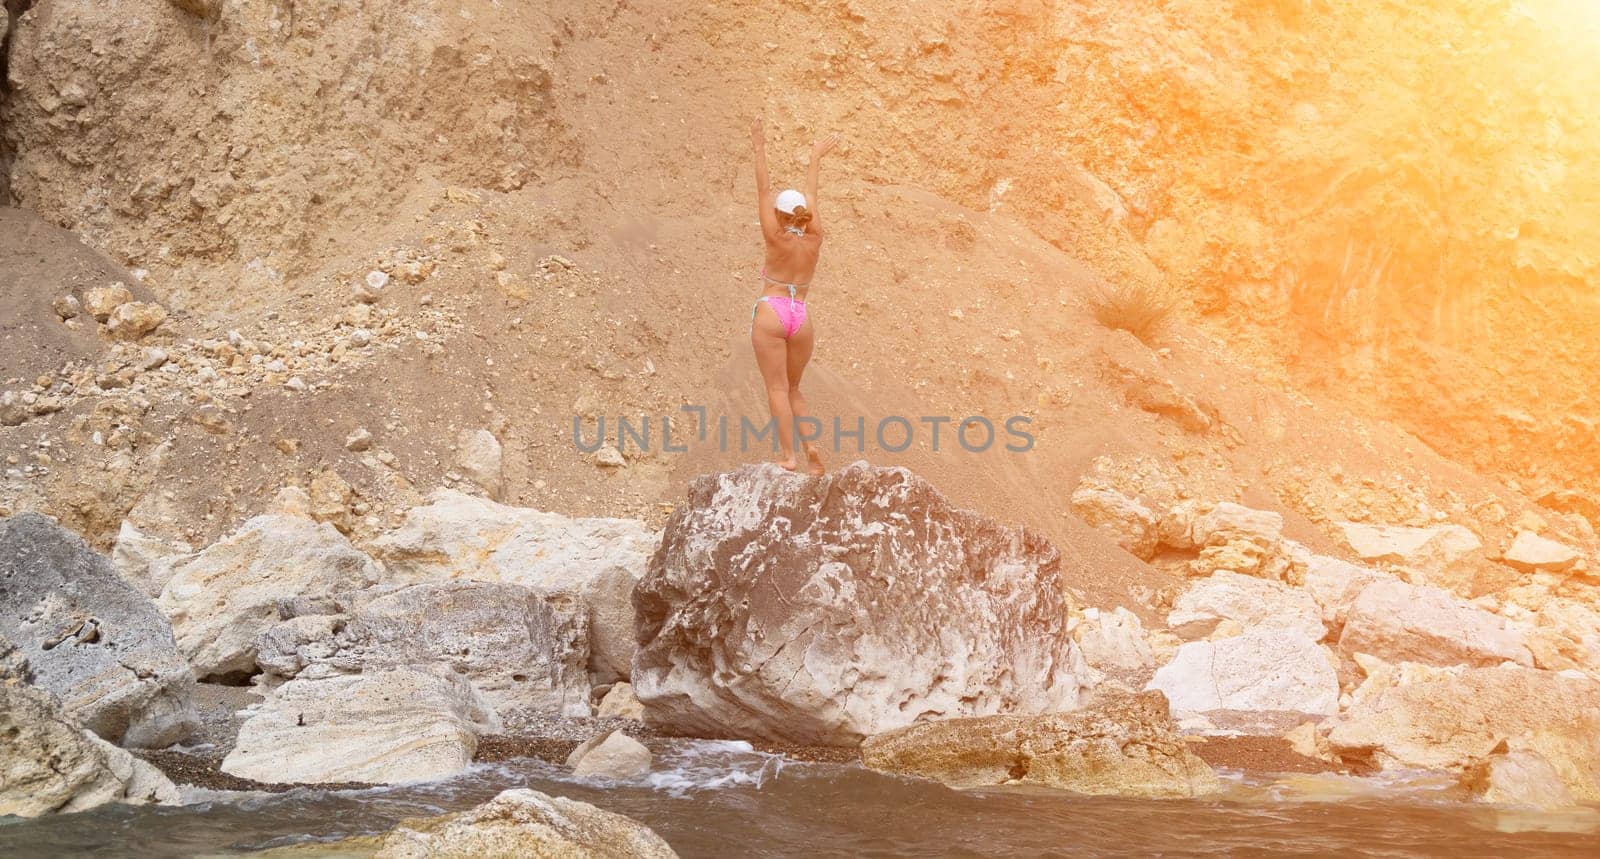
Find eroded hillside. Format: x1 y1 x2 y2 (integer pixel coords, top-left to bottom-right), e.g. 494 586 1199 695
2 0 1597 609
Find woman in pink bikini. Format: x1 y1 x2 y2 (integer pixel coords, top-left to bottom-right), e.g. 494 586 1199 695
749 117 838 475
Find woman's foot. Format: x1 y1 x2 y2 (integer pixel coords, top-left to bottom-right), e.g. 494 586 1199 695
803 444 826 476
770 457 800 472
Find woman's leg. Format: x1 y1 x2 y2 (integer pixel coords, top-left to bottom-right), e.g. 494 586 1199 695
751 302 799 469
785 316 826 475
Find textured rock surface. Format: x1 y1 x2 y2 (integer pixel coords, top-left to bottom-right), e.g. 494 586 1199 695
1301 554 1393 628
158 514 382 680
371 489 657 682
1463 749 1576 810
1073 607 1153 671
367 788 679 858
1070 488 1157 559
0 670 179 818
256 581 591 715
1338 579 1532 668
1146 630 1339 715
110 521 192 598
597 682 646 720
1167 571 1325 641
1338 522 1482 569
221 668 499 785
0 513 198 747
566 729 652 779
634 463 1094 746
860 690 1219 798
454 428 504 500
1525 598 1600 676
1328 666 1600 788
1503 531 1581 572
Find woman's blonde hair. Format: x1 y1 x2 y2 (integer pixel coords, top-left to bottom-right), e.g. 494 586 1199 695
789 205 813 229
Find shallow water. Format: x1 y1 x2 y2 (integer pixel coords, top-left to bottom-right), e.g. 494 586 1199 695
3 740 1598 858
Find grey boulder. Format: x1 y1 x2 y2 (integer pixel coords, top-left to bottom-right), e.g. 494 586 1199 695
0 513 198 747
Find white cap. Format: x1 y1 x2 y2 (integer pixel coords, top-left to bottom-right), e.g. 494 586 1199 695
774 189 808 214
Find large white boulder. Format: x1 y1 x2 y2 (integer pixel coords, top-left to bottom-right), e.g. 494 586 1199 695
1337 579 1533 668
634 463 1095 746
1328 665 1600 799
1167 571 1325 641
0 514 198 747
1146 630 1339 715
0 653 180 817
371 489 658 682
221 667 499 785
157 515 382 680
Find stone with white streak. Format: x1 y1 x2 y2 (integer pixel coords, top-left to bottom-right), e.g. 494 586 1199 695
634 463 1095 746
566 729 652 779
1146 630 1339 715
1337 579 1533 669
157 515 382 680
1167 571 1325 641
221 667 499 785
1503 531 1581 573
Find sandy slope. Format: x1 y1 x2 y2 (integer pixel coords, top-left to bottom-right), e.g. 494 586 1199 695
1 0 1596 612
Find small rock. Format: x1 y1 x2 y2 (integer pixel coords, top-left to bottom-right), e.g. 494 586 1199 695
140 348 169 370
594 445 626 468
309 469 355 533
52 294 81 320
597 682 646 720
344 427 373 452
1 391 28 427
566 729 651 779
455 429 504 499
1503 531 1581 573
273 486 313 518
284 376 309 393
104 299 165 337
83 284 133 322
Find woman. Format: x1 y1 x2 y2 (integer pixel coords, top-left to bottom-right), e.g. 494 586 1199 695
749 117 838 475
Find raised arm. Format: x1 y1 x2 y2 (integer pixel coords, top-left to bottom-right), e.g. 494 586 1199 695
804 132 839 233
752 118 779 239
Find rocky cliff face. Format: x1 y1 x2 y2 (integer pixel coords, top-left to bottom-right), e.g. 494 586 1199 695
633 462 1095 746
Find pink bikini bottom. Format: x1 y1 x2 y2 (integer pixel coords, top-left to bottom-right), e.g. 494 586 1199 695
752 295 808 338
